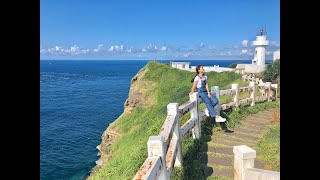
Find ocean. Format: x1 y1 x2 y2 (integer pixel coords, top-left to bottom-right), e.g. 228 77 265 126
40 59 271 179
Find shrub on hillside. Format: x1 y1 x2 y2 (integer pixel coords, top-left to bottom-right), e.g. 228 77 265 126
228 62 241 68
263 59 280 84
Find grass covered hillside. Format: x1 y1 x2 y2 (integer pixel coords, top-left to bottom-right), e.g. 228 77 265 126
88 61 246 179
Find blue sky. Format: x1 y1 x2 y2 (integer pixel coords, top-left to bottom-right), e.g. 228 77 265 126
40 0 280 60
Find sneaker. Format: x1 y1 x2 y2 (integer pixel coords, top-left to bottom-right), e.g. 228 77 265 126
216 116 226 122
224 129 234 133
205 108 210 116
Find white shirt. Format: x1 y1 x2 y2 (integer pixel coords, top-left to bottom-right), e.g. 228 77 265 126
194 75 207 88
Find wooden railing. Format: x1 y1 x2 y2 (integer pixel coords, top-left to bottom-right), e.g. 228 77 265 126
133 79 278 180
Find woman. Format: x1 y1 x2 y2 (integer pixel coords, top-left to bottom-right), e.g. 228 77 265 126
190 65 234 133
190 65 226 122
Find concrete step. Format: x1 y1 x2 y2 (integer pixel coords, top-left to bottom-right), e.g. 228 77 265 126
202 155 233 167
240 120 270 128
202 146 233 155
239 123 270 131
210 139 256 149
215 132 260 142
203 107 279 178
244 118 271 125
204 166 234 178
261 109 280 114
231 128 262 136
236 125 269 134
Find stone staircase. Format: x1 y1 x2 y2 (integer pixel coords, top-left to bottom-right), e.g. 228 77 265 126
202 108 280 179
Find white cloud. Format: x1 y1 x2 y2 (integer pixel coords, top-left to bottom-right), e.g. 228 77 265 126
183 53 191 57
70 45 80 54
107 44 131 53
41 41 264 59
270 41 280 48
266 51 272 55
115 45 120 51
241 49 248 54
140 44 158 52
108 46 114 52
81 49 90 54
55 46 62 51
47 46 64 53
161 46 167 51
70 45 79 52
242 40 249 47
93 44 104 52
208 45 216 50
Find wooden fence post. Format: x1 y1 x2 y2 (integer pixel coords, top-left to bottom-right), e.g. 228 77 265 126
242 75 246 82
167 103 183 167
189 92 201 139
232 83 239 107
211 86 221 116
266 82 271 102
255 78 259 84
211 86 220 101
249 82 255 106
274 84 278 99
147 136 168 180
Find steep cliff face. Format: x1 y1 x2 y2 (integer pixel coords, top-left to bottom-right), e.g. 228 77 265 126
89 65 156 176
124 66 156 113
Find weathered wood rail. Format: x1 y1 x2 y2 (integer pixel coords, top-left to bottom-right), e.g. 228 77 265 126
133 77 278 180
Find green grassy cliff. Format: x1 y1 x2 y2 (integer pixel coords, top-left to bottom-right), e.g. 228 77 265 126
87 61 248 179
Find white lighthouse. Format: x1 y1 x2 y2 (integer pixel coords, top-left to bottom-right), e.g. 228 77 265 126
252 28 269 65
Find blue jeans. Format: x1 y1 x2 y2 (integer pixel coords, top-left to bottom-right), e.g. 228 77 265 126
198 91 219 117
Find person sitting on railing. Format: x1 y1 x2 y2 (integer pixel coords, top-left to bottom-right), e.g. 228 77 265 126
190 65 234 133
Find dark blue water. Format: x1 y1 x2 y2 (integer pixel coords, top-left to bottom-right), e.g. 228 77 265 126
40 59 271 180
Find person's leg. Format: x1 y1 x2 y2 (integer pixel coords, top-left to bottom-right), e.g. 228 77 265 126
209 95 226 122
209 95 222 120
209 96 234 133
209 95 219 108
199 92 217 117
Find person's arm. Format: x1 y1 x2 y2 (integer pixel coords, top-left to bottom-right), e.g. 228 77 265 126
191 80 197 94
205 77 211 98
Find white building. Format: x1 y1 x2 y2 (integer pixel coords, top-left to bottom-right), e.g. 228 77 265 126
273 50 280 61
170 62 191 70
190 65 233 73
170 62 233 72
236 28 270 74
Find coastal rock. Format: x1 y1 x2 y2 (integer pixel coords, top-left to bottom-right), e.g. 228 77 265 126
124 66 156 113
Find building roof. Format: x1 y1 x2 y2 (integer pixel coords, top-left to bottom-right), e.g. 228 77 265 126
170 62 191 64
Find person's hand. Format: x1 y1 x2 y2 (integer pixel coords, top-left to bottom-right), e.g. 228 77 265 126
208 93 211 98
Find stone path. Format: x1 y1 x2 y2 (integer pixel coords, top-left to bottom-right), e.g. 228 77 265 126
202 108 280 179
